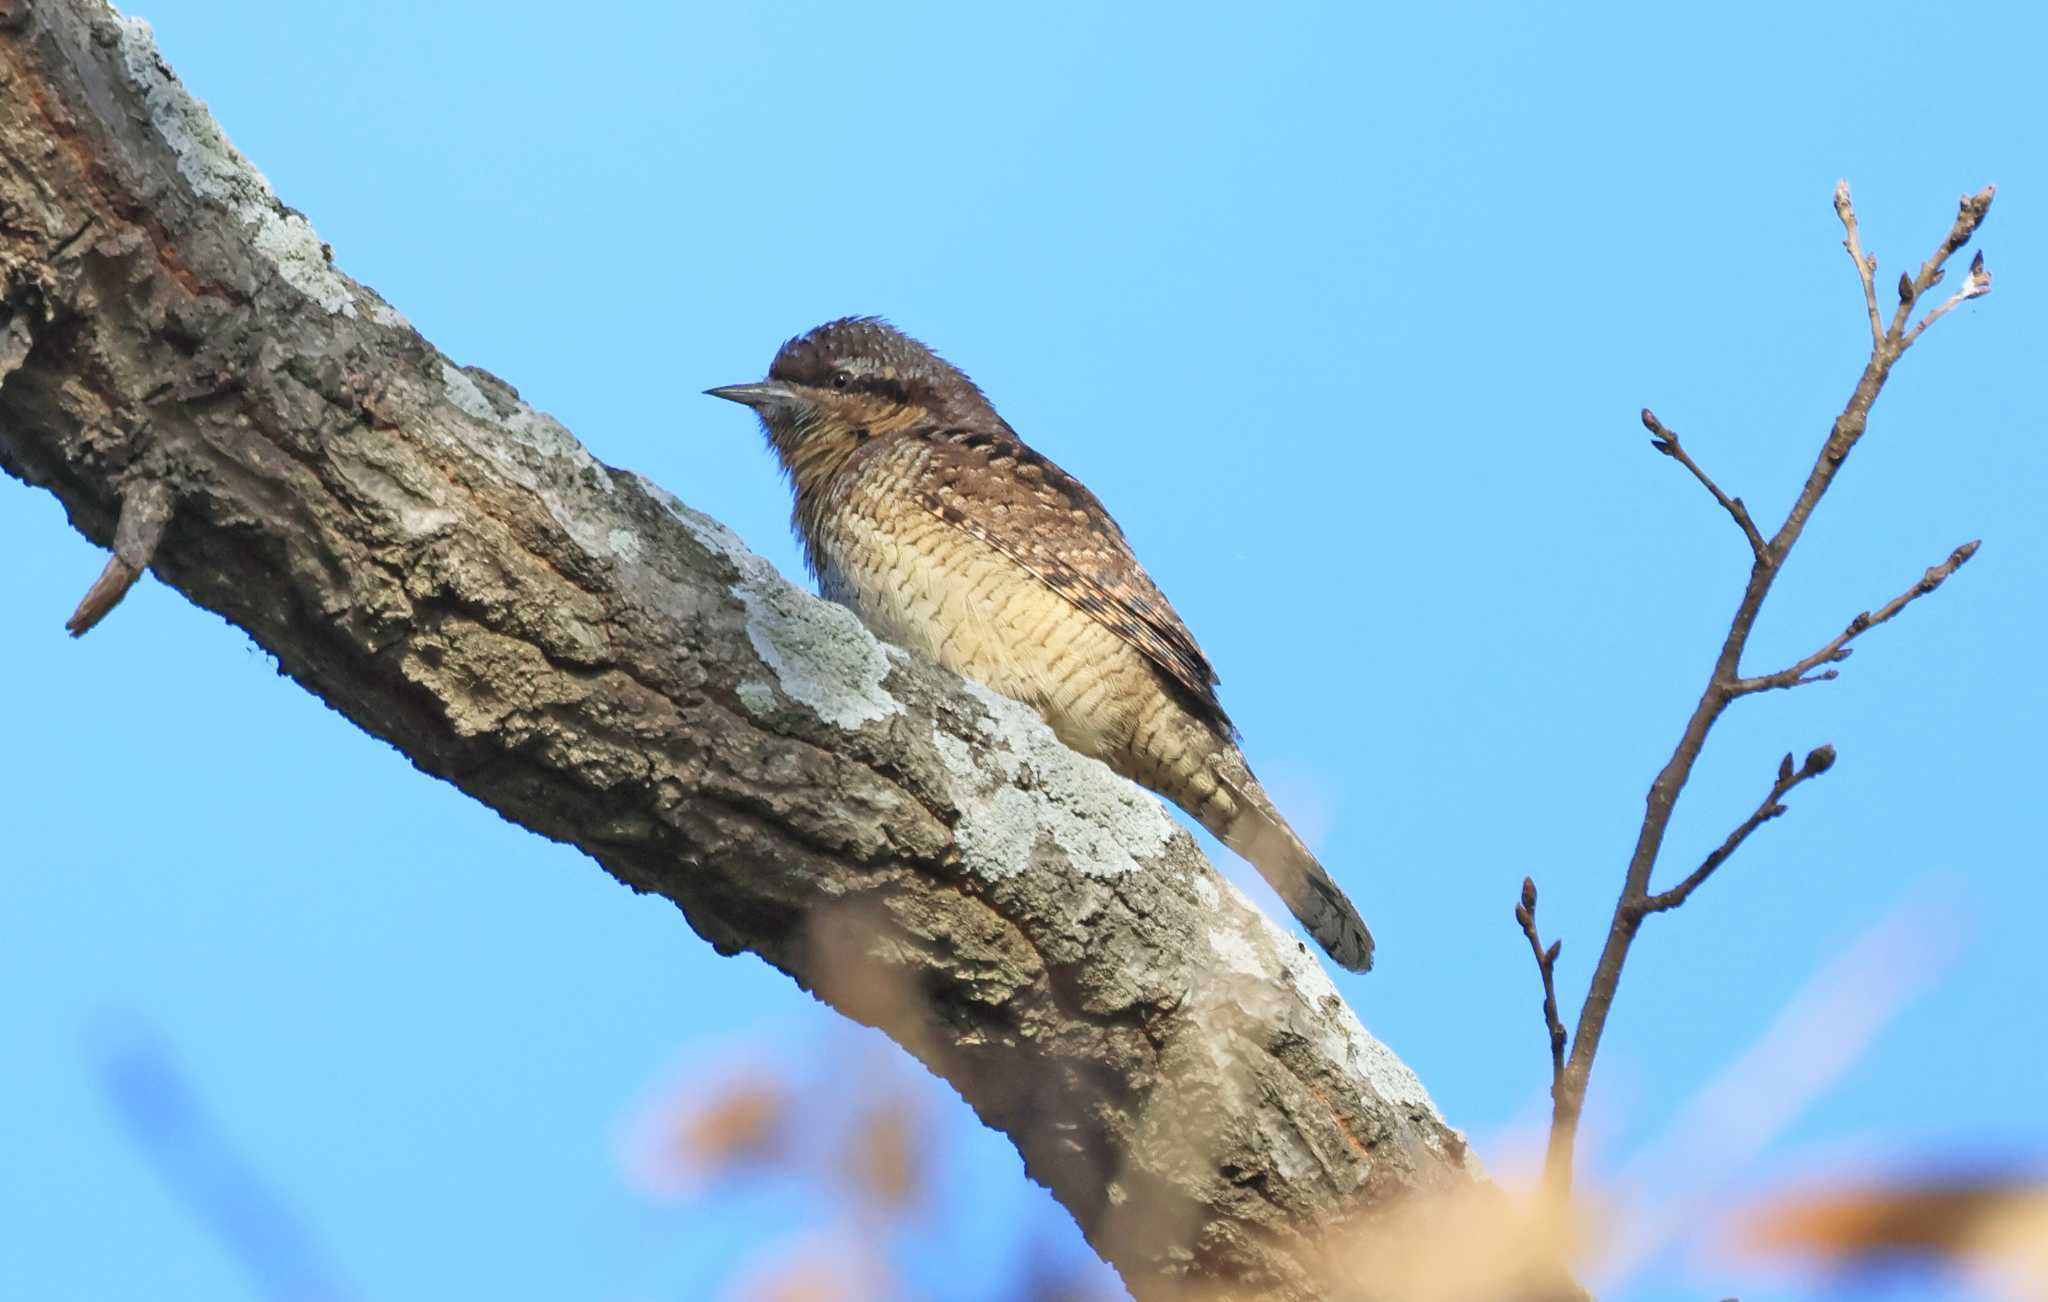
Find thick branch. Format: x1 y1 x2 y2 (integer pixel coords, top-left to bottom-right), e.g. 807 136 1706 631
0 5 1497 1298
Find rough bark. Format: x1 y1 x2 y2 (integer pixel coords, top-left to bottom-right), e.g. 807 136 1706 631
0 4 1490 1296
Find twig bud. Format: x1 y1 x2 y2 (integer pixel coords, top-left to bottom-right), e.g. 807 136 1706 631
1804 744 1838 775
1833 179 1852 216
1897 272 1914 304
1522 876 1538 911
1961 184 1996 235
1545 939 1562 966
1964 250 1992 299
1778 753 1794 783
1515 903 1532 929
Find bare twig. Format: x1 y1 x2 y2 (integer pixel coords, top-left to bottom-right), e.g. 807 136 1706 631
1737 541 1980 694
1514 877 1568 1091
1885 187 1995 342
1540 183 1994 1204
1902 250 1993 349
1642 408 1766 559
65 477 172 636
1639 746 1835 915
1834 180 1883 349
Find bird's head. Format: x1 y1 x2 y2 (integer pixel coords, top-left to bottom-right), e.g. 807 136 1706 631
706 317 998 492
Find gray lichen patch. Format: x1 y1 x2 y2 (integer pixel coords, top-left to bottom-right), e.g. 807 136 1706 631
112 17 356 318
735 678 778 716
638 482 902 732
436 363 614 489
438 362 501 426
606 528 643 564
738 577 900 732
1204 894 1445 1119
436 361 629 560
935 679 1180 882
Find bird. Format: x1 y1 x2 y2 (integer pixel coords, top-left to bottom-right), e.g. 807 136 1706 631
706 317 1374 972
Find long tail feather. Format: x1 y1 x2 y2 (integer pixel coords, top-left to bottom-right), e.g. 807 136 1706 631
1214 767 1374 973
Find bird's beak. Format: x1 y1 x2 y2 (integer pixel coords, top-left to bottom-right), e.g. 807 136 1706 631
704 381 798 412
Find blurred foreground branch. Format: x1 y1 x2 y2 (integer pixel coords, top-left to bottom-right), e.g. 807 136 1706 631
1532 182 1994 1203
0 4 1518 1298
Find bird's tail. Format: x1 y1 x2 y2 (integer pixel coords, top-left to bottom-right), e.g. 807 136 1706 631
1128 701 1375 972
1195 748 1373 973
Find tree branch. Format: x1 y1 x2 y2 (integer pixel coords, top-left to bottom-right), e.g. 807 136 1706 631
1540 180 1993 1204
1736 541 1980 695
1514 878 1567 1092
64 473 172 635
0 5 1506 1298
1833 179 1884 349
1901 250 1993 350
1642 408 1767 559
1639 746 1834 916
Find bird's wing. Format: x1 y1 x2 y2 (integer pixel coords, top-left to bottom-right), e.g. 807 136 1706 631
906 426 1234 736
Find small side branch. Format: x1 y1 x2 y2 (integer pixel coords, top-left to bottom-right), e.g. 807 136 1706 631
65 478 172 637
1834 180 1884 348
1640 745 1836 915
1737 540 1979 694
1902 251 1994 349
1886 186 1996 343
1642 409 1767 560
1514 877 1567 1091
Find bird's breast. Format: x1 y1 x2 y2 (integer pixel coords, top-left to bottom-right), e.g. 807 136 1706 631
809 489 1154 763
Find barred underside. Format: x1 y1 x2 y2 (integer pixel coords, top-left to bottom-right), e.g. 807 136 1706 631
810 446 1374 971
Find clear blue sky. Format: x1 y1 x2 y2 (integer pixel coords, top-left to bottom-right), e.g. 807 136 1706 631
4 2 2041 1299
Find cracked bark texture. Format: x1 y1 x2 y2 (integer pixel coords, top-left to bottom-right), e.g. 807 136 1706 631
0 4 1488 1296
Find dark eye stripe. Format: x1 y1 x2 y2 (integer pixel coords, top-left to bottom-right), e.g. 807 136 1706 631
845 374 912 404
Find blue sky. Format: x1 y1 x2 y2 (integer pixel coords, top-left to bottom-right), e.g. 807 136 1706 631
3 2 2042 1299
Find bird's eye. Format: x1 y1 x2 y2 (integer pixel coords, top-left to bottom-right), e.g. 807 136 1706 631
830 370 852 391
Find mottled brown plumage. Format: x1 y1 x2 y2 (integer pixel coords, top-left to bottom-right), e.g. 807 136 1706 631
708 317 1374 972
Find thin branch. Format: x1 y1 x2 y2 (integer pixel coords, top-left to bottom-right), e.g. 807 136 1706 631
1902 251 1993 349
65 477 172 636
1641 408 1767 560
1639 746 1835 915
1736 540 1980 694
1541 183 1994 1206
1885 186 1995 343
1514 877 1567 1091
1834 180 1884 349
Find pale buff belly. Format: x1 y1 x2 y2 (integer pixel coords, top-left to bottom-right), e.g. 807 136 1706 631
816 511 1155 763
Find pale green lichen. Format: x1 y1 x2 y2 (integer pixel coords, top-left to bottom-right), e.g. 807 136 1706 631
636 481 902 732
114 16 357 318
932 680 1178 881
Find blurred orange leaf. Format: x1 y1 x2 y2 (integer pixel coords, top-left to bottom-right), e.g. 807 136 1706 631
1739 1173 2048 1296
838 1091 922 1214
676 1076 790 1176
